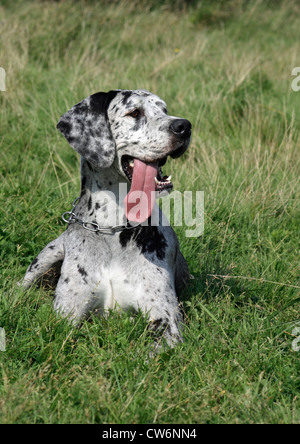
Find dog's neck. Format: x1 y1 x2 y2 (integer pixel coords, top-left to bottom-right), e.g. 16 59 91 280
75 159 129 227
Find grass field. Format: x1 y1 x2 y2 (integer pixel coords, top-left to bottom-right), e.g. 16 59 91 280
0 0 299 424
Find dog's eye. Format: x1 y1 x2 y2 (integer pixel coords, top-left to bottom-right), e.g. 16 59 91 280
128 109 140 118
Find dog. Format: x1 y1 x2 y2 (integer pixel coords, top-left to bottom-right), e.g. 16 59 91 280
21 89 192 349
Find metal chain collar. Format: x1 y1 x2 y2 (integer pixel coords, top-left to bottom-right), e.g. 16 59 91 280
62 197 140 235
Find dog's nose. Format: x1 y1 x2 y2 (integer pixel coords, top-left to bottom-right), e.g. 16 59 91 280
169 119 191 138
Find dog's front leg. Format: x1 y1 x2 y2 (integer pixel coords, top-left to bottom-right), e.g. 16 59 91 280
147 300 184 351
132 278 184 351
20 233 65 289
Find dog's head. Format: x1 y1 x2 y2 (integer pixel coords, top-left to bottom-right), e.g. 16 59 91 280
57 89 192 222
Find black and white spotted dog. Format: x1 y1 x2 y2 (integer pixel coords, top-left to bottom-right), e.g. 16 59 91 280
21 89 192 348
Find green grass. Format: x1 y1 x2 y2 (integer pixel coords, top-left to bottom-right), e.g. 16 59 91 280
0 0 299 424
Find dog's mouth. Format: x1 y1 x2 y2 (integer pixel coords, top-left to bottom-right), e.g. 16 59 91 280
121 155 173 192
121 155 173 223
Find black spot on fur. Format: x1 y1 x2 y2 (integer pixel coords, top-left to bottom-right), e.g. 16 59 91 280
72 102 88 115
89 90 119 116
77 265 88 277
132 121 141 132
103 150 111 158
88 196 92 211
121 91 133 105
132 116 144 132
28 257 38 272
148 318 171 338
56 120 71 137
89 151 101 164
119 226 167 260
81 176 87 192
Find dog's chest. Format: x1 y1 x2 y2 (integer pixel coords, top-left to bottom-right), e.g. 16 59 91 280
66 225 175 312
88 239 166 312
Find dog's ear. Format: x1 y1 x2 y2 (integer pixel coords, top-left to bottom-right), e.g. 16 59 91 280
57 90 119 168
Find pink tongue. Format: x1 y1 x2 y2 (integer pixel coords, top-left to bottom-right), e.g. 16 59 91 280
124 159 158 223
